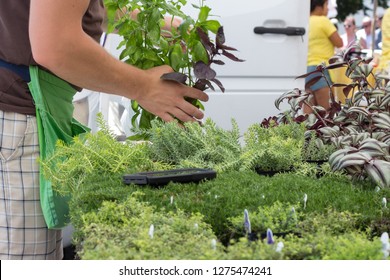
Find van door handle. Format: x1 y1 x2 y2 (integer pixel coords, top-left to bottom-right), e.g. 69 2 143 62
253 26 305 36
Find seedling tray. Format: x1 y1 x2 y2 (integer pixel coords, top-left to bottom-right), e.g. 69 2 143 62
123 168 216 187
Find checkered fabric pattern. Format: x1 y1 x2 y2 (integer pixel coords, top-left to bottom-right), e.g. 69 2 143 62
0 110 63 260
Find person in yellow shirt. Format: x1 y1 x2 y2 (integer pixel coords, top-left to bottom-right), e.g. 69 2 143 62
377 8 390 73
305 0 343 113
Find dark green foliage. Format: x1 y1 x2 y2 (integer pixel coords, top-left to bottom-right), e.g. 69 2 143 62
108 171 389 244
336 0 364 21
68 170 389 260
336 0 388 21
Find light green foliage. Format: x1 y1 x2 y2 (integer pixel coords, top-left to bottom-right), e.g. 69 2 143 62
241 122 305 171
279 231 385 260
298 208 362 235
40 114 170 194
292 161 322 178
145 118 242 172
225 237 284 260
302 130 337 161
228 201 302 238
317 232 385 260
104 0 189 70
292 161 348 179
78 193 225 260
225 229 386 260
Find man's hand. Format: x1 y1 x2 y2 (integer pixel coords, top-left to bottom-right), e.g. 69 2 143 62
135 65 208 123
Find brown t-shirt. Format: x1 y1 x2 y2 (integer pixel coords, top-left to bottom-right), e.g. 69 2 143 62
0 0 105 115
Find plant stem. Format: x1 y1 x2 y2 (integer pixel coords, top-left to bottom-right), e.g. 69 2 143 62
303 100 328 127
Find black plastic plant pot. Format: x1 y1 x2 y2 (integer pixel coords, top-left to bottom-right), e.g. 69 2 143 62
247 232 259 242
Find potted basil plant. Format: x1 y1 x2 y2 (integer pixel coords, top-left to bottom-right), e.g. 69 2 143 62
104 0 243 139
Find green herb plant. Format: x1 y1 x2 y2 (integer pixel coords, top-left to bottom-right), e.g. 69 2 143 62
240 122 306 173
40 114 170 195
144 118 242 172
78 193 225 260
228 201 302 240
302 130 337 162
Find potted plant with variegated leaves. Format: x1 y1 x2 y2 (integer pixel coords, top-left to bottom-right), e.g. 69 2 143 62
274 44 390 188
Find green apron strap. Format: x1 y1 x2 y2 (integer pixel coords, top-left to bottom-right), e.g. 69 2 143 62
28 66 90 229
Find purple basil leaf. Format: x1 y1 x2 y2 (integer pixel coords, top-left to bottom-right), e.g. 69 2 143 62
195 79 215 91
222 50 245 62
196 27 215 54
160 72 188 84
211 59 225 65
216 26 226 47
219 44 239 51
194 61 216 80
211 78 225 93
203 79 215 91
194 80 207 91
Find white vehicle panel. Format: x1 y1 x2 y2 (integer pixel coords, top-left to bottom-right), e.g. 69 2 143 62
183 0 310 133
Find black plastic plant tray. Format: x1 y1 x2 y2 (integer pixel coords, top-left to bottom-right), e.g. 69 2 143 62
123 168 217 187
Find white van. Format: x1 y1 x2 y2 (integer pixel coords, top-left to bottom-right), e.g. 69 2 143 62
183 0 310 133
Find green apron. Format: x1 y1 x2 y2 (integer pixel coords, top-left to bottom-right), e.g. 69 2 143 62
28 66 90 229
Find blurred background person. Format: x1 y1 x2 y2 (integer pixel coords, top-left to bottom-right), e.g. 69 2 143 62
374 11 384 49
356 16 373 49
377 8 390 74
340 16 366 50
305 0 343 113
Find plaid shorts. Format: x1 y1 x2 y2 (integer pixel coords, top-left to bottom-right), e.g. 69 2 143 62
0 110 63 260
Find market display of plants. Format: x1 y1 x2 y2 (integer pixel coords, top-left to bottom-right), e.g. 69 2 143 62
42 0 390 259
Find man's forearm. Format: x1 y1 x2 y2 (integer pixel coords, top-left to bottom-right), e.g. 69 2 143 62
30 0 147 101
